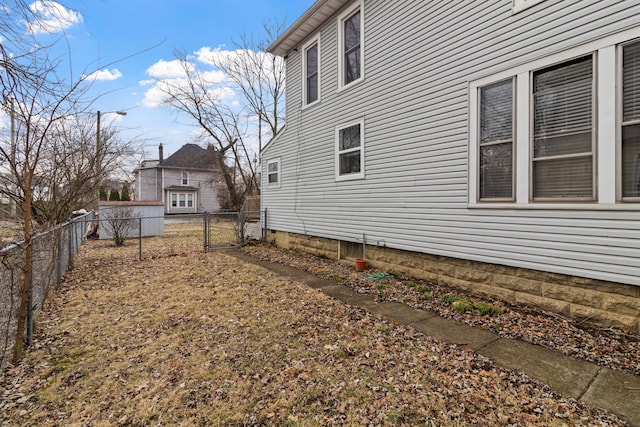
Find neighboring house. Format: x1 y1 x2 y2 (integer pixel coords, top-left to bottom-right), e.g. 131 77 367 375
133 143 223 214
262 0 640 332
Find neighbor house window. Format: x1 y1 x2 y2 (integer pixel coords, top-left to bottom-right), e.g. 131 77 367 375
336 119 364 180
479 78 514 200
181 172 189 185
267 159 280 188
338 2 363 88
303 37 320 105
532 56 594 200
622 40 640 199
171 193 193 208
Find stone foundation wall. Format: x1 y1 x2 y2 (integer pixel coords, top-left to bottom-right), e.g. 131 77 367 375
269 230 640 334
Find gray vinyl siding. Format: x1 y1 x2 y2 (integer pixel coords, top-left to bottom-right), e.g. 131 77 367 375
262 0 640 286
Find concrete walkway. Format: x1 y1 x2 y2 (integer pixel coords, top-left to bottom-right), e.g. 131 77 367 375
226 250 640 426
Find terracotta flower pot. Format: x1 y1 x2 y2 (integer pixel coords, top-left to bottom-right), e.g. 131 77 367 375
355 258 367 271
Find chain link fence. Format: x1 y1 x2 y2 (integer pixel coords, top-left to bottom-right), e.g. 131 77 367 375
0 212 93 369
0 209 266 368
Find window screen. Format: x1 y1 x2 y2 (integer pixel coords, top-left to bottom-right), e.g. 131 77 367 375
622 40 640 199
532 56 594 200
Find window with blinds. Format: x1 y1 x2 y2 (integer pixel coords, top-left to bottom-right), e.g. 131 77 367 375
479 78 514 200
532 56 595 200
622 40 640 199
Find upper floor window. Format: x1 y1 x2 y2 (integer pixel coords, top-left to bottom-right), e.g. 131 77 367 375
335 118 365 181
267 159 280 188
532 56 594 200
622 40 640 200
338 2 363 89
479 78 514 200
303 37 320 106
181 172 189 186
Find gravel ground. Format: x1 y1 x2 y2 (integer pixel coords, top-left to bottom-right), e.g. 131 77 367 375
241 243 640 377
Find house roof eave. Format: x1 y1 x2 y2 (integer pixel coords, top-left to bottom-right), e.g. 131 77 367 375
268 0 348 57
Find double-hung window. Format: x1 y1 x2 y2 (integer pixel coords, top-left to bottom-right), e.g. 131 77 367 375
470 33 640 207
479 79 515 200
267 159 280 188
622 40 640 200
338 2 363 89
303 38 320 106
181 172 189 186
336 119 364 180
532 56 595 200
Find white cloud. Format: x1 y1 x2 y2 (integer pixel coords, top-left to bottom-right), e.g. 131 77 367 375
146 59 191 79
141 82 171 108
141 57 232 108
27 1 82 35
141 77 235 109
84 68 122 81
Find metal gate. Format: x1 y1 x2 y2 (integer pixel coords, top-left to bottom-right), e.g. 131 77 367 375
203 210 264 251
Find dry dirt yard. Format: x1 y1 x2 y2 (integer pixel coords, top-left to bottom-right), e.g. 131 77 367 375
0 230 630 426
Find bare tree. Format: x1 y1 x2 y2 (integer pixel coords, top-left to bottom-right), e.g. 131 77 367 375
216 20 288 148
155 51 255 210
154 21 286 209
0 1 133 362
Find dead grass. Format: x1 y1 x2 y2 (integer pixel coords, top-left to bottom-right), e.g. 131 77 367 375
0 225 627 426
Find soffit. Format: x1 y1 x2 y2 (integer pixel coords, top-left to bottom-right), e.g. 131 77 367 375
268 0 347 57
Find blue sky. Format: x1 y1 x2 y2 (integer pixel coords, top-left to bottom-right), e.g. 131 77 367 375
26 0 315 162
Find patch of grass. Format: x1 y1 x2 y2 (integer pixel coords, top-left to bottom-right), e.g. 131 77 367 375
333 275 344 283
452 299 474 314
376 283 388 290
441 294 461 304
475 302 502 316
416 285 430 293
402 280 416 288
421 292 433 301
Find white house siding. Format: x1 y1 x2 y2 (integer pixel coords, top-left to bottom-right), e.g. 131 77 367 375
163 169 220 214
262 0 640 286
136 167 162 202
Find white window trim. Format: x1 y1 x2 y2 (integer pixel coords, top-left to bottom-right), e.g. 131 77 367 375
468 26 640 210
181 171 189 186
617 40 640 203
302 35 321 109
169 192 195 210
335 117 365 182
512 0 546 14
266 158 281 189
337 0 364 91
